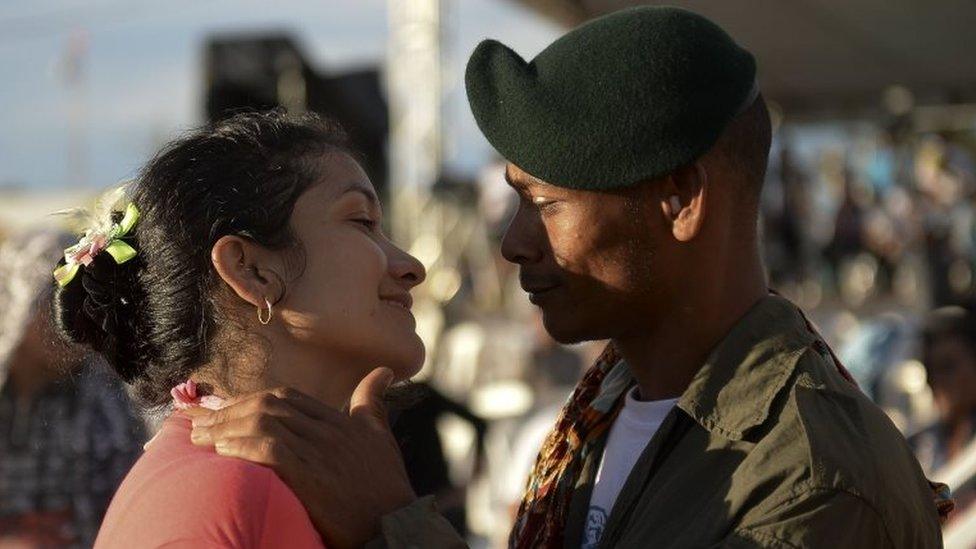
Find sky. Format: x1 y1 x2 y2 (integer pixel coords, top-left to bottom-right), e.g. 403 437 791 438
0 0 564 190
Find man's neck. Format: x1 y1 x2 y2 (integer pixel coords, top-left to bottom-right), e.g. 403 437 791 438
615 257 767 402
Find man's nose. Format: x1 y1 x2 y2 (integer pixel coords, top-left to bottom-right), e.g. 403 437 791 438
501 205 544 265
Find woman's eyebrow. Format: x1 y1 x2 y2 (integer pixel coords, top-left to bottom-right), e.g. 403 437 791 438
336 181 380 206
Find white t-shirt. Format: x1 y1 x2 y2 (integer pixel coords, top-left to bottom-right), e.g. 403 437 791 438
581 387 678 549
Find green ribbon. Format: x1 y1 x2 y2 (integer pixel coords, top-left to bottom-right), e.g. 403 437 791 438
53 202 141 287
53 263 80 287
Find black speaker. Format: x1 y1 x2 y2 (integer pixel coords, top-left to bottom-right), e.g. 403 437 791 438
204 33 388 197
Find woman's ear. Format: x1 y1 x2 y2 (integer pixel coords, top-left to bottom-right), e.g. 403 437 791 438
211 235 282 308
659 161 708 242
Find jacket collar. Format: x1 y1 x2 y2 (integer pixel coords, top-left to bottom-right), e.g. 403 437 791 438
677 295 816 441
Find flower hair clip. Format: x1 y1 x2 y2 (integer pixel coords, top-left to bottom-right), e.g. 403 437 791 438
52 185 140 287
171 379 225 411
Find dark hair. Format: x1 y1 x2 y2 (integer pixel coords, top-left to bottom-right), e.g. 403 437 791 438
717 94 772 216
923 305 976 352
54 110 353 406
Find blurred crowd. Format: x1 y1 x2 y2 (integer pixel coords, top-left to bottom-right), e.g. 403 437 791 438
4 120 976 548
763 122 976 311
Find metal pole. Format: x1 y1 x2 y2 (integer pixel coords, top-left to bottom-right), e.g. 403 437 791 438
386 0 443 244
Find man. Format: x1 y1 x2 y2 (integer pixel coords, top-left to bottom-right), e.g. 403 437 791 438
187 7 948 548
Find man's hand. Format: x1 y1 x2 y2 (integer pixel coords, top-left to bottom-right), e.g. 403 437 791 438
185 368 417 549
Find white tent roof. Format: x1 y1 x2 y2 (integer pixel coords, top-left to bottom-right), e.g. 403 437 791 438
512 0 976 117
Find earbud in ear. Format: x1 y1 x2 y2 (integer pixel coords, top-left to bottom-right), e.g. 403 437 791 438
669 196 682 216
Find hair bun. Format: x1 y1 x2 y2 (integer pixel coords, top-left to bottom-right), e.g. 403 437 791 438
54 234 144 383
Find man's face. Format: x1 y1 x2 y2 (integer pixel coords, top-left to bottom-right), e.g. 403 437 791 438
500 164 671 343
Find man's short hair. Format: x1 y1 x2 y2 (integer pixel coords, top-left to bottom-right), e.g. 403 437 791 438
714 95 772 215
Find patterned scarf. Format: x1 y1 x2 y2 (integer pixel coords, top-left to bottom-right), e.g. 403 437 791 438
509 343 630 549
510 302 955 548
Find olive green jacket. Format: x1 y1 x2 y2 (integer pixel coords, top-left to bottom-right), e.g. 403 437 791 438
370 296 942 548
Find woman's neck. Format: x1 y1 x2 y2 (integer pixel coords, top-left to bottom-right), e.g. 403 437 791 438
200 339 364 411
271 341 365 409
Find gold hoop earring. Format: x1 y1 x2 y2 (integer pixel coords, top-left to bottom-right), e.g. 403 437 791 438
257 297 273 325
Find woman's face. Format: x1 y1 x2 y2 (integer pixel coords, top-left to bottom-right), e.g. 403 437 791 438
274 152 426 383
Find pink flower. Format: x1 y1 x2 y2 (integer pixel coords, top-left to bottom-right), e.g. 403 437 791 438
170 380 199 409
171 379 225 411
88 233 108 258
70 246 93 266
68 233 108 266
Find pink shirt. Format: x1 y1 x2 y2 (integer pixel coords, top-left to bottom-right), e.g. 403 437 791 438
95 412 325 548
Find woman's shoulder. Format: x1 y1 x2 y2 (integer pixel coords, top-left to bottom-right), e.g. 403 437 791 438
96 413 324 548
132 412 277 493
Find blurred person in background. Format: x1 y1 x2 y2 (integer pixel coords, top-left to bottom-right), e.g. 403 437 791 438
0 229 145 547
762 144 808 286
916 135 976 306
392 382 487 537
824 160 866 280
913 305 976 521
915 307 976 473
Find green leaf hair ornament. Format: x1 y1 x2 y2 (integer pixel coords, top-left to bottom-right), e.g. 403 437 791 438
53 188 140 288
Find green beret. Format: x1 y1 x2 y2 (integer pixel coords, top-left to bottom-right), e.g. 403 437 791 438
465 6 758 190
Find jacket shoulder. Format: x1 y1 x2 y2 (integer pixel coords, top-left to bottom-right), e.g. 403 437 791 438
768 347 941 542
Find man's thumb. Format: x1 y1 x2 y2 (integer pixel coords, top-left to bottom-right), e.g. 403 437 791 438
349 367 395 430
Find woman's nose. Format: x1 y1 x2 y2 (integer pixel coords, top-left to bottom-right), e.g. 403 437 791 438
388 243 427 288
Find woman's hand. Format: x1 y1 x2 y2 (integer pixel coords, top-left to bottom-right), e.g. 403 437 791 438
185 368 417 549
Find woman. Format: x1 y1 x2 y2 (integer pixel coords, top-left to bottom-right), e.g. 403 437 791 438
0 230 145 547
52 111 426 548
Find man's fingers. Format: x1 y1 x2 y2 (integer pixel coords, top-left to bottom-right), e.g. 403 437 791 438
349 367 395 431
213 435 304 472
188 386 344 428
181 406 210 420
191 409 338 447
265 386 343 421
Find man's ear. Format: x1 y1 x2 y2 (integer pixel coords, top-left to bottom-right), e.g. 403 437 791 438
660 161 708 242
211 235 283 308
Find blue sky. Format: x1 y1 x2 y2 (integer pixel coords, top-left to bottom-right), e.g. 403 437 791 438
0 0 563 189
